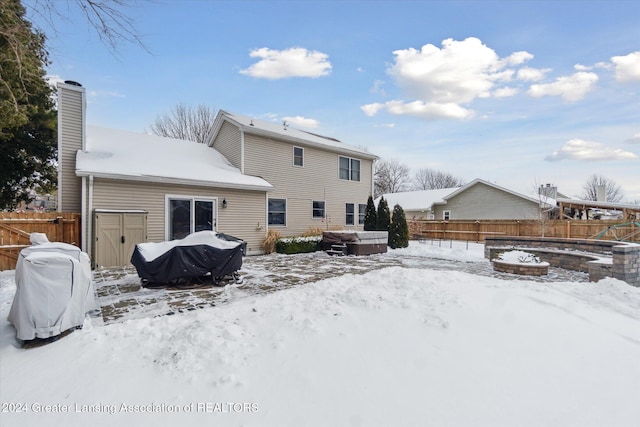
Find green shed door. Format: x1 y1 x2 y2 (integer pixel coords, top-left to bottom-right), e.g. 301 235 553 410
94 211 147 269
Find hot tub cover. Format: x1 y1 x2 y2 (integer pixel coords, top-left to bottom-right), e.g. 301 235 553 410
131 231 245 284
8 240 96 341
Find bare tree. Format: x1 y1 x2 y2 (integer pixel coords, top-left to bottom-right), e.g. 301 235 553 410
26 0 148 53
148 103 217 144
374 159 411 197
413 168 465 190
581 174 623 203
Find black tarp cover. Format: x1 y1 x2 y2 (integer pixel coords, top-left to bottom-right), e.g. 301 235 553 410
131 231 245 284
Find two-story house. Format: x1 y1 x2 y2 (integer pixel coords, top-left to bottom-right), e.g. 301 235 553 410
57 82 377 268
207 110 377 237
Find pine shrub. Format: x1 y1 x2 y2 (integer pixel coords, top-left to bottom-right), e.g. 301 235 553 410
363 195 377 231
376 196 390 231
389 204 409 249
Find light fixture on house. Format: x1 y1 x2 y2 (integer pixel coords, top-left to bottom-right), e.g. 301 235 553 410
222 199 227 209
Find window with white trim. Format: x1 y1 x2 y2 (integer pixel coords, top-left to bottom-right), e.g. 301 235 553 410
346 203 355 225
293 146 304 167
358 203 366 225
443 210 451 220
339 156 361 181
268 198 287 226
313 200 325 219
167 197 216 240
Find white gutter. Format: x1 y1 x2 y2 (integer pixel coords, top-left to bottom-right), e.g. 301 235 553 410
75 171 273 192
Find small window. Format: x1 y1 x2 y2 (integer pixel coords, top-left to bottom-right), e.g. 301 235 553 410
339 156 361 182
269 198 287 226
443 210 451 220
358 203 366 225
313 200 325 219
293 146 304 167
346 203 355 226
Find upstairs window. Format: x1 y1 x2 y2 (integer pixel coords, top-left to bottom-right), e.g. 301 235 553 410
339 156 361 182
293 146 304 167
443 210 451 221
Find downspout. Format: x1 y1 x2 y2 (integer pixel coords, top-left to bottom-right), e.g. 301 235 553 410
371 158 376 197
81 176 87 251
240 129 245 174
88 175 94 260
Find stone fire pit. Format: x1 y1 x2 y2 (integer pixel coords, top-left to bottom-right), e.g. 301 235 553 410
492 250 550 276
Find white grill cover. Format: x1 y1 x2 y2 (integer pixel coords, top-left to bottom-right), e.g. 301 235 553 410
8 242 97 341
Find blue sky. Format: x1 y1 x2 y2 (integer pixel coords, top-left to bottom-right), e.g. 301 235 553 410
27 0 640 202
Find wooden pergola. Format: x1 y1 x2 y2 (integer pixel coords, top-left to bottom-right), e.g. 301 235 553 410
556 198 640 221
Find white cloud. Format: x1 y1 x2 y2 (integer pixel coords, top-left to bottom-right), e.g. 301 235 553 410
527 71 598 102
370 80 386 96
374 123 396 128
545 138 638 162
493 87 518 98
239 47 332 79
388 37 524 105
611 51 640 82
281 116 319 129
516 67 551 82
368 37 534 120
361 103 385 117
625 133 640 144
503 51 534 66
385 100 474 120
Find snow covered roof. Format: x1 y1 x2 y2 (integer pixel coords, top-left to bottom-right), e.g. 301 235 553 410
76 126 273 191
209 110 378 160
377 187 460 211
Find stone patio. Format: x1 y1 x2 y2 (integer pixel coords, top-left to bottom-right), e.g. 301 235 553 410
92 243 589 325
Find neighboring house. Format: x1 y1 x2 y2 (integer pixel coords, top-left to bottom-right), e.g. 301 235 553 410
377 187 461 220
379 179 552 220
207 110 378 237
56 82 377 268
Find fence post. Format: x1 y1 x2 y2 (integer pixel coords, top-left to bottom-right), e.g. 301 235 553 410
56 216 64 242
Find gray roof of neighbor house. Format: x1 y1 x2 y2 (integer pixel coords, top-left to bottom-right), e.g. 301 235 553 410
76 125 273 191
378 178 556 211
208 110 378 160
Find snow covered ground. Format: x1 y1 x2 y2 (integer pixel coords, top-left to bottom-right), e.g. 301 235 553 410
1 241 639 427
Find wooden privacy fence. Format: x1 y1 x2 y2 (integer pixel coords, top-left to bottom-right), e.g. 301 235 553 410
0 212 81 271
409 219 640 243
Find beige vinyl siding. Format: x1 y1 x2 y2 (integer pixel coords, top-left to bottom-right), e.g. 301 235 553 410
90 179 267 254
212 121 242 169
58 85 84 212
244 134 373 236
433 182 539 220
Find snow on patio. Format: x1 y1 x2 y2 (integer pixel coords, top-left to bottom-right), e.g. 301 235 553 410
1 241 639 427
